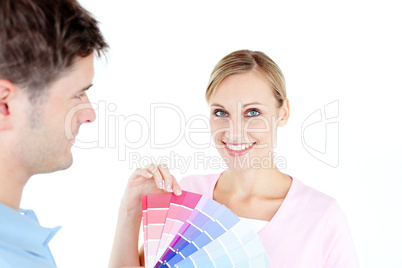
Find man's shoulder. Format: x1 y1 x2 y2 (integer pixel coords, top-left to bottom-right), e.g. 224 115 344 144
0 203 59 268
0 245 56 268
0 253 12 268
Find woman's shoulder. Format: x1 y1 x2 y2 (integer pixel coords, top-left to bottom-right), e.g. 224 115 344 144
178 173 221 197
289 176 344 218
272 176 359 266
291 176 334 200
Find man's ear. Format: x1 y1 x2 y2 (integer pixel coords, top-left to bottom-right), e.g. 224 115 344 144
277 98 290 127
0 79 18 130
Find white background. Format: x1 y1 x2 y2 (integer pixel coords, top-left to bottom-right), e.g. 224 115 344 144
20 0 402 267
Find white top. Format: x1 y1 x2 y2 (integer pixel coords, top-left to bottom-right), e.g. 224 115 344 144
239 216 269 233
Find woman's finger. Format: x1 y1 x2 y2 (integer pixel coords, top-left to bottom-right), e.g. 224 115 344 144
171 175 182 196
146 163 164 190
157 164 174 192
132 168 153 179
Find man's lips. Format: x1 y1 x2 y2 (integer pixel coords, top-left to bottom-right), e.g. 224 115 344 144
68 132 78 144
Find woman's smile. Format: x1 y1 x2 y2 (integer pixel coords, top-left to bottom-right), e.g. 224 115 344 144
223 141 256 156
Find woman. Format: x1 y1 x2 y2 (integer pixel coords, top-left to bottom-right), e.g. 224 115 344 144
109 50 359 268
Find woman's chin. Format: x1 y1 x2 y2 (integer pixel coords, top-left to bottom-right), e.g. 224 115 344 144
224 156 253 171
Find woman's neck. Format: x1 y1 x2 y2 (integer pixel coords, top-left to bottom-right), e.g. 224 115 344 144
218 166 291 199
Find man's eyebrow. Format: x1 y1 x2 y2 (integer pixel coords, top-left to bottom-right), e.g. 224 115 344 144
78 84 93 93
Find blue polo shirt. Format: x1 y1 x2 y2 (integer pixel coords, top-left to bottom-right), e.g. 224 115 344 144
0 203 60 267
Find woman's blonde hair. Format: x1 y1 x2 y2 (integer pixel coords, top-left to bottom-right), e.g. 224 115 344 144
206 50 286 108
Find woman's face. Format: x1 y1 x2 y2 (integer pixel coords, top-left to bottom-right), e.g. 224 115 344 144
209 70 288 171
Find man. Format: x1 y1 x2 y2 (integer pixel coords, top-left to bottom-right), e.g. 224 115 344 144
0 0 108 266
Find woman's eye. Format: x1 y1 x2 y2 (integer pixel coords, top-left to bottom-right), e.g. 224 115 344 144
246 109 260 117
214 110 228 117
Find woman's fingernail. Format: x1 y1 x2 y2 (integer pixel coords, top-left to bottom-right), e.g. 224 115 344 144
159 182 164 189
167 185 173 192
174 189 182 196
146 172 153 178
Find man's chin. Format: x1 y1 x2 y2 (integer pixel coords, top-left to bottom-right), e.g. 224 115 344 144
38 156 73 174
59 156 74 171
58 161 73 171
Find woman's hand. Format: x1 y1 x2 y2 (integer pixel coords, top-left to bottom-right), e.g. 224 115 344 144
121 163 182 213
109 164 182 268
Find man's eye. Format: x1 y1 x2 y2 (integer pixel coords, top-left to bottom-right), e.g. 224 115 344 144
245 109 260 117
76 92 86 100
214 110 228 117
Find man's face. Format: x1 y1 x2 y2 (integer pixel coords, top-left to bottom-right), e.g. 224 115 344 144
17 54 96 175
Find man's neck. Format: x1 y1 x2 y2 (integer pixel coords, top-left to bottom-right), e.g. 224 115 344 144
0 157 30 211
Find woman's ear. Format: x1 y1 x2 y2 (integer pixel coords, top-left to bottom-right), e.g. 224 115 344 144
277 98 290 127
0 79 18 130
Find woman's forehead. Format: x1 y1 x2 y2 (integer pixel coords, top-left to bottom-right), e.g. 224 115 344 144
210 71 276 108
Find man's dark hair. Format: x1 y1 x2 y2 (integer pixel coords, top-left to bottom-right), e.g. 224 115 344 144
0 0 108 99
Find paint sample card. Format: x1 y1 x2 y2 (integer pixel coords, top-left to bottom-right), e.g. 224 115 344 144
164 205 240 267
141 191 270 268
142 195 148 265
174 220 269 267
156 192 202 262
144 193 172 268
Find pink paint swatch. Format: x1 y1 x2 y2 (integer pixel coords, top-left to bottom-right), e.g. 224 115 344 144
156 192 202 261
141 196 148 266
141 191 270 268
145 193 172 268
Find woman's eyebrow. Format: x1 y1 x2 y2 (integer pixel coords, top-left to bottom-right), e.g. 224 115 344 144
242 102 266 108
211 102 266 108
210 103 225 108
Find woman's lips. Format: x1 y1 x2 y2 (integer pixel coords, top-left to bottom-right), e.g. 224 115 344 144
223 141 256 156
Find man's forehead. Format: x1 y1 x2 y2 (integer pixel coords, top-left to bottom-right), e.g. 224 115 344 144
47 55 95 94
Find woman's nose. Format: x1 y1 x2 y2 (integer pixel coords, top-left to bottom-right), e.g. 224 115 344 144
225 117 244 140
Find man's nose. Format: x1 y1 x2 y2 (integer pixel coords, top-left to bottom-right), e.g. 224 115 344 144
78 102 96 123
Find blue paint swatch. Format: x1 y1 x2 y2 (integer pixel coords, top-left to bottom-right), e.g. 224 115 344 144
158 199 221 266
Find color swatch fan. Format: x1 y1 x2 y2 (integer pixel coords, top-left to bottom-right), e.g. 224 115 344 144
141 191 270 268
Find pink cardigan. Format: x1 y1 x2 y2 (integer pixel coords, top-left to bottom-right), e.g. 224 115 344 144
179 173 359 268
